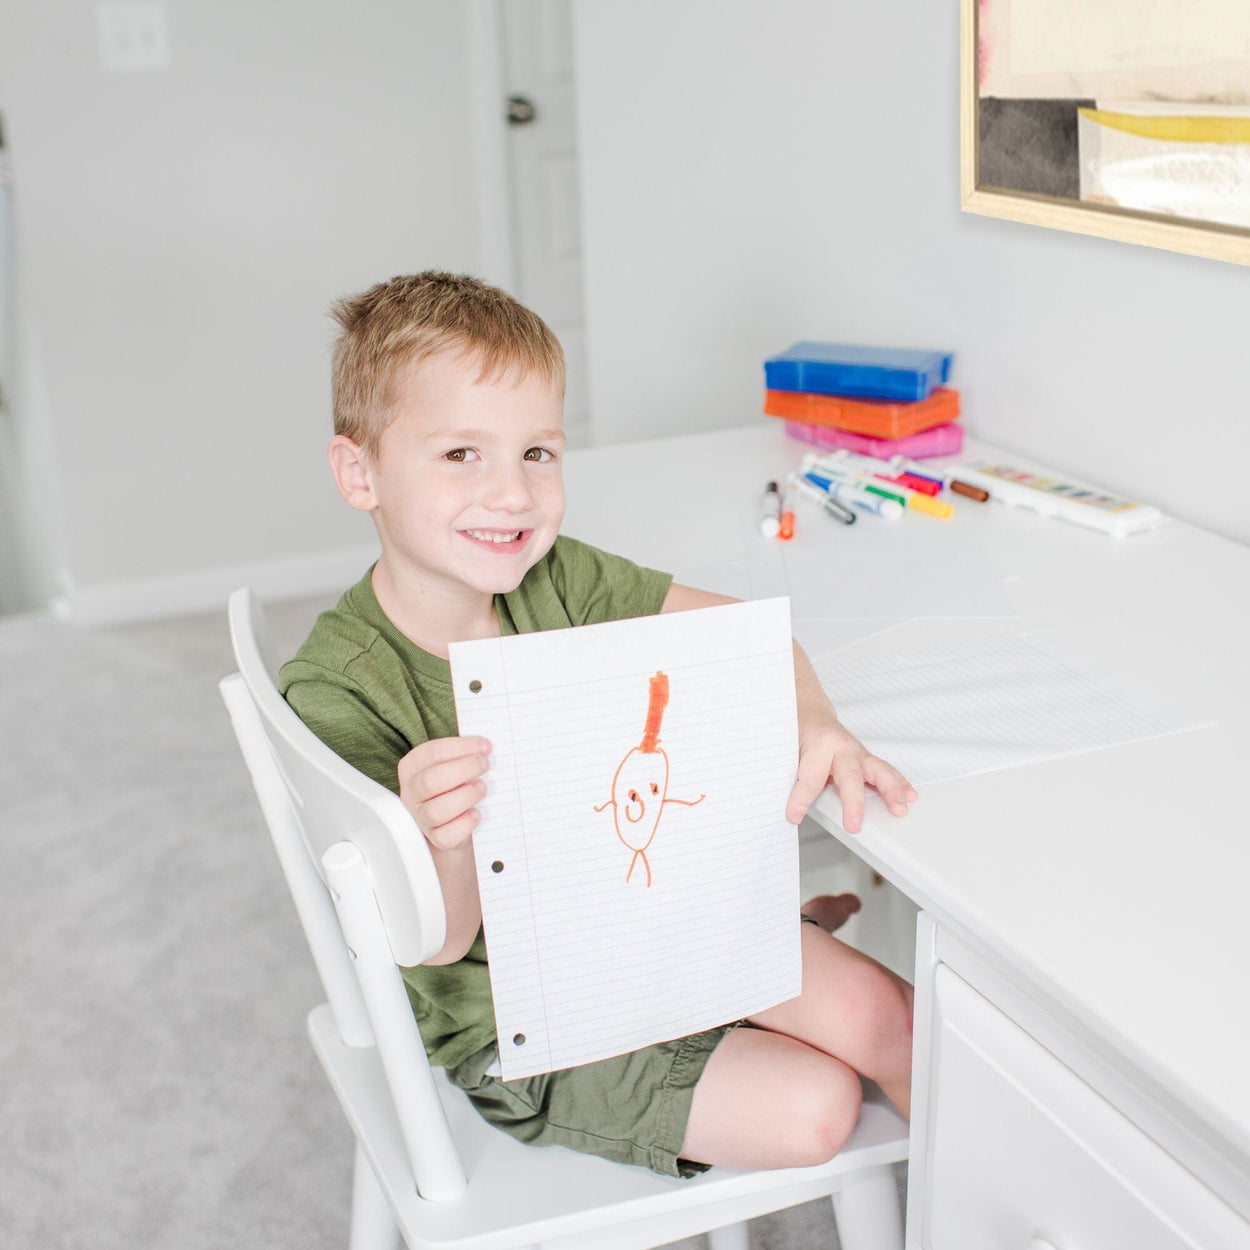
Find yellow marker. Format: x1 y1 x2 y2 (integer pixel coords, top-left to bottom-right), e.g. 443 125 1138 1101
848 471 953 519
901 488 953 520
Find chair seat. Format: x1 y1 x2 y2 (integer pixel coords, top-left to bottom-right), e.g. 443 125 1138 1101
309 1004 909 1250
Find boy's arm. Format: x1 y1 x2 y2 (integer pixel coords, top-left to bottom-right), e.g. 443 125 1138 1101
787 643 915 833
282 669 489 963
660 583 916 833
396 735 492 965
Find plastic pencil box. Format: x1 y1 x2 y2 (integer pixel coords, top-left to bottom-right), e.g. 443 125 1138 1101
764 386 960 439
949 462 1164 537
784 420 964 460
764 342 954 402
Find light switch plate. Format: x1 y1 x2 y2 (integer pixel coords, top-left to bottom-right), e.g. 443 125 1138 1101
96 2 170 73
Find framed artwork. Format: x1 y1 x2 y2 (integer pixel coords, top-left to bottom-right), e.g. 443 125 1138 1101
961 0 1250 265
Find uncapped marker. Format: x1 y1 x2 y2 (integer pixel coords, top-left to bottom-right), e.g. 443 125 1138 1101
760 480 783 536
950 479 990 502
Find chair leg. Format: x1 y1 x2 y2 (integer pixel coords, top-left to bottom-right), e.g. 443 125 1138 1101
706 1221 751 1250
350 1142 400 1250
830 1164 903 1250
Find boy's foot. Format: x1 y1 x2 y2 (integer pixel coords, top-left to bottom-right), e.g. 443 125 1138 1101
801 893 861 933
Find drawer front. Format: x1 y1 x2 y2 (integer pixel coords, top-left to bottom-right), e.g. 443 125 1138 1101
922 966 1248 1250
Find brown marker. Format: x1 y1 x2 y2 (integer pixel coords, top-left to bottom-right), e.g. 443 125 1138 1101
950 479 989 502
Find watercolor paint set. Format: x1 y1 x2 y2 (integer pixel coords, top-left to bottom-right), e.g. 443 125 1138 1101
948 462 1164 537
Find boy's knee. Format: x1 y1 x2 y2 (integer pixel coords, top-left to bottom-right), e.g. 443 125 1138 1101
853 974 914 1080
788 1063 863 1167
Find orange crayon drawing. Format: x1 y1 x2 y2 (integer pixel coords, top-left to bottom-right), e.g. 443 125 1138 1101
593 671 705 887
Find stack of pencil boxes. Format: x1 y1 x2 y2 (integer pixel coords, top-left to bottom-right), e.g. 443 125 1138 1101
762 341 961 461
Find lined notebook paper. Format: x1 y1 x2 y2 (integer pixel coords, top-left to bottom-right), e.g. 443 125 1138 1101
816 632 1181 787
449 598 802 1080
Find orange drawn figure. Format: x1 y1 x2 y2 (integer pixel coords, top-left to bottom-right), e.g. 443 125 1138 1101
593 671 705 887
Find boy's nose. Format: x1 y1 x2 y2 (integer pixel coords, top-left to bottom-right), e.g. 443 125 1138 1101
481 462 534 512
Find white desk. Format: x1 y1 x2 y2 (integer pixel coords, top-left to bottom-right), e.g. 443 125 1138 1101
564 422 1250 1248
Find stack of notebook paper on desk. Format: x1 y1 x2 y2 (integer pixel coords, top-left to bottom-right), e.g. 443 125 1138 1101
763 341 963 460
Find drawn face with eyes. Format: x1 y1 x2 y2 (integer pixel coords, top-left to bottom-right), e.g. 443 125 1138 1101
609 746 670 852
593 672 705 888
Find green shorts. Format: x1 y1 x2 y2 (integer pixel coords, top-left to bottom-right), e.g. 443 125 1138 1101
445 1025 738 1178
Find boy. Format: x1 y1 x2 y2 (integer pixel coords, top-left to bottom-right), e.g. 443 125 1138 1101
280 271 917 1178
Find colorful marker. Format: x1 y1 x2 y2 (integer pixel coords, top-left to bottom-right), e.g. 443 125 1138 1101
890 455 988 503
892 471 943 497
881 479 952 520
808 457 953 520
810 449 908 480
811 463 908 506
803 471 903 520
811 450 942 496
787 473 857 525
886 457 945 492
949 477 989 502
760 480 782 537
778 482 796 540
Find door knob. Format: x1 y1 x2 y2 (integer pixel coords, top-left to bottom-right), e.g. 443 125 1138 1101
506 95 537 125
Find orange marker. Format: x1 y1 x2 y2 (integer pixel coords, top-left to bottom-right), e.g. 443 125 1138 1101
778 484 796 540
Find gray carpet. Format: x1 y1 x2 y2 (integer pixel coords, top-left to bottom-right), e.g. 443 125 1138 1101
0 595 895 1249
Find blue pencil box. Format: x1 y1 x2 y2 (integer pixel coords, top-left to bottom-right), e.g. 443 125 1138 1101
764 342 954 402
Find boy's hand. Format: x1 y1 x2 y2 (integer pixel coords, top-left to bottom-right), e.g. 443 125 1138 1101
397 736 492 851
787 707 916 834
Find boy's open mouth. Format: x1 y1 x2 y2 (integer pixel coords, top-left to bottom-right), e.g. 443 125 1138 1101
459 527 531 551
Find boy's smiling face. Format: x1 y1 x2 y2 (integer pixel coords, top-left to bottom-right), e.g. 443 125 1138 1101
337 348 566 607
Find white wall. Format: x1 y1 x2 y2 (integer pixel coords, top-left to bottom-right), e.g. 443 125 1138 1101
573 0 1250 546
0 0 482 619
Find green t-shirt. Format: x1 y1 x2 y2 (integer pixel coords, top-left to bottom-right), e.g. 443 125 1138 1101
279 535 672 1068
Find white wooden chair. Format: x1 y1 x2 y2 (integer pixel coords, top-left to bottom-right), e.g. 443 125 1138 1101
220 587 908 1250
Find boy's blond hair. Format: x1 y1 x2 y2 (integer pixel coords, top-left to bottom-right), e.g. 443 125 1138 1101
330 271 566 458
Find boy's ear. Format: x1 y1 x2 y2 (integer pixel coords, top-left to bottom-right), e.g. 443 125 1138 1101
327 435 378 512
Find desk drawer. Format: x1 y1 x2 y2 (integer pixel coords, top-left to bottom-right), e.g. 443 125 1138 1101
921 966 1247 1250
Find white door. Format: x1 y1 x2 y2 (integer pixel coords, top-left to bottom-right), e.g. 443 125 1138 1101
498 0 590 446
0 138 37 614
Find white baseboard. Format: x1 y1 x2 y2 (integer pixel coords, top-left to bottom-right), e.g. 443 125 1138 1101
56 543 380 627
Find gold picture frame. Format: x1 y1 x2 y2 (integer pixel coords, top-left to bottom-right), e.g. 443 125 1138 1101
961 0 1250 266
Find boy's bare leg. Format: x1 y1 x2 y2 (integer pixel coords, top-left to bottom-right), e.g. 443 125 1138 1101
755 922 913 1117
802 892 861 932
680 1026 864 1169
682 918 913 1169
804 890 914 1002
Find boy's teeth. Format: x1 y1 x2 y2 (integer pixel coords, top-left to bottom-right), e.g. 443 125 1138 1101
466 529 522 543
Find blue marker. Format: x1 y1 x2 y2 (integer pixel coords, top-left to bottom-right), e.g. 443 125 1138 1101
788 474 857 525
804 471 904 520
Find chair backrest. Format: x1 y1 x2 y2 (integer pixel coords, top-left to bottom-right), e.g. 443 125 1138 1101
223 587 446 968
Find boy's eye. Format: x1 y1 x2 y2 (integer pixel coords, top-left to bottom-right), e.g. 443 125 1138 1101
444 448 479 462
650 782 659 795
628 790 639 803
523 446 554 463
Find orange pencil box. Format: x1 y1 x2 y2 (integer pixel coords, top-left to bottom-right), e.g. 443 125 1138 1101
763 386 961 440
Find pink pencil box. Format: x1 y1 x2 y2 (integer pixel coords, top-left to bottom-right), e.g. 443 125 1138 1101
784 419 964 460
